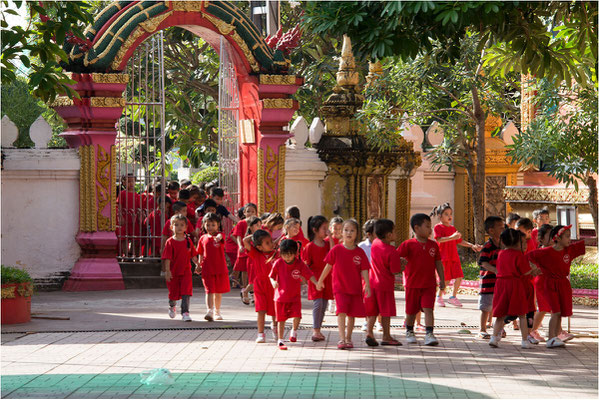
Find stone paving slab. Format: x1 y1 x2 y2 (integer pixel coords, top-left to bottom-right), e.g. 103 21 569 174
1 289 597 398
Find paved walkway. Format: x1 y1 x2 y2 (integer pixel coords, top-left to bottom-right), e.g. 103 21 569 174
2 289 597 398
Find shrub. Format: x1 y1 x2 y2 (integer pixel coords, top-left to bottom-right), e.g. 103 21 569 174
191 166 219 186
1 265 33 284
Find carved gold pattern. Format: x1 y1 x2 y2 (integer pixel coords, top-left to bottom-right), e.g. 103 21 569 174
485 176 507 219
171 0 206 12
336 35 359 88
259 75 296 85
51 97 75 107
503 186 590 204
257 148 265 212
366 60 383 88
80 145 97 232
521 73 535 132
229 30 259 72
264 146 279 212
485 150 513 165
140 10 172 32
484 114 502 137
96 145 112 231
278 145 286 213
111 145 117 231
263 98 294 109
203 12 235 35
90 97 126 108
111 26 145 70
395 178 411 243
91 73 130 84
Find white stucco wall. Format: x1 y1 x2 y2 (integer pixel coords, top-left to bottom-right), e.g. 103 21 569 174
410 156 455 217
1 149 80 280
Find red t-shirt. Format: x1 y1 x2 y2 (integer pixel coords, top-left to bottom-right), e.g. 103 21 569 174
323 244 370 295
269 257 314 302
397 238 441 288
326 236 340 246
525 237 538 254
528 240 585 279
197 233 228 276
232 220 248 239
369 238 403 291
224 227 239 254
162 217 194 237
302 241 331 278
161 236 197 276
531 228 539 247
187 203 198 224
140 192 154 210
280 233 310 251
496 248 531 278
434 223 461 261
249 247 279 283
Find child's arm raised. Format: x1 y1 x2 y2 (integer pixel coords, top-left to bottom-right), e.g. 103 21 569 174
242 234 253 252
316 264 333 291
435 260 446 293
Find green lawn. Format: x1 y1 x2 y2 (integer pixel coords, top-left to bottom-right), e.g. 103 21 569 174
461 262 598 290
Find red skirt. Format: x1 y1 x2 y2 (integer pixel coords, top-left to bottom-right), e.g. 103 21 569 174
522 275 536 313
544 277 573 317
492 277 528 317
533 275 552 313
441 259 463 281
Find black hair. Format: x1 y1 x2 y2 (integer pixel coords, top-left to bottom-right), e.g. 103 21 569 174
237 207 245 219
279 238 299 255
252 229 271 247
532 208 550 220
203 198 218 210
307 215 328 241
550 225 567 242
244 202 258 213
265 213 284 230
430 202 451 217
283 218 301 232
484 216 504 233
374 219 394 239
211 187 225 198
538 224 554 246
167 181 180 190
154 183 162 196
506 212 520 225
362 219 376 235
156 195 173 206
172 201 187 213
260 212 271 221
330 216 344 225
178 188 191 201
516 217 534 231
410 213 431 230
202 212 221 228
188 186 201 197
343 219 361 243
245 216 262 235
179 179 192 186
285 205 300 220
500 228 525 249
170 214 187 226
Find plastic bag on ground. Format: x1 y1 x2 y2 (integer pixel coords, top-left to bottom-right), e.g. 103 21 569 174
139 368 175 386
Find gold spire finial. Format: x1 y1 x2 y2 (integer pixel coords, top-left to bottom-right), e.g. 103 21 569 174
336 35 359 89
366 60 383 87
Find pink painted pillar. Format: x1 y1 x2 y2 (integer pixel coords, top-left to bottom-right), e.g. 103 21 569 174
256 75 303 213
52 73 129 291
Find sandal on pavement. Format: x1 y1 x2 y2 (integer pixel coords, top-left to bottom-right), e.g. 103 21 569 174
345 341 354 349
381 339 402 346
365 336 379 347
337 340 347 350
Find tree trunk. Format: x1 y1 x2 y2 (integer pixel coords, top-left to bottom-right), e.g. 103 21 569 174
470 86 486 244
586 174 598 238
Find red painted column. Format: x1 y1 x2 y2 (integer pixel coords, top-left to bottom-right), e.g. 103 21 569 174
52 73 128 291
255 75 303 213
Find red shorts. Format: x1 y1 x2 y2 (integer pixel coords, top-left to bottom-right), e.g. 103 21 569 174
364 288 397 317
533 275 551 313
233 254 248 272
334 292 365 317
225 251 238 269
254 278 275 317
167 274 193 300
275 300 302 322
405 286 436 315
544 277 573 317
441 259 463 281
202 273 230 294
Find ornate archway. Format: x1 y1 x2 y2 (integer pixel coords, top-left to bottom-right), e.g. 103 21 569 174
52 1 302 291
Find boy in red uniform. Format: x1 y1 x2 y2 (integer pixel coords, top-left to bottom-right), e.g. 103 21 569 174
270 239 318 350
144 196 172 257
196 213 231 322
162 215 199 322
364 219 403 346
515 217 537 331
117 174 141 257
528 225 585 348
531 208 550 245
167 181 180 202
397 213 446 346
161 202 196 253
243 229 279 343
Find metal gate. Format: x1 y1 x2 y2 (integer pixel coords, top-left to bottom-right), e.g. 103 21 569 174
218 36 242 232
116 32 166 261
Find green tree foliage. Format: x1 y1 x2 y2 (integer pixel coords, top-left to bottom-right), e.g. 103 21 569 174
507 79 599 233
1 1 94 102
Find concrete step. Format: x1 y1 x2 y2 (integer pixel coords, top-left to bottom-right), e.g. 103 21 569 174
119 261 162 277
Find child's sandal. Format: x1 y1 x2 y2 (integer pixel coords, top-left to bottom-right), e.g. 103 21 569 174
337 340 347 350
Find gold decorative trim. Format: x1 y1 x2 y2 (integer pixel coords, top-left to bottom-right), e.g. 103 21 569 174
51 97 75 107
140 10 172 32
96 145 112 231
90 97 126 108
263 98 294 109
111 145 117 231
203 12 235 35
171 0 206 12
111 26 145 70
395 178 411 243
229 30 259 73
503 186 590 204
80 145 98 232
91 73 130 84
257 148 265 213
259 75 296 85
264 146 278 212
278 145 286 213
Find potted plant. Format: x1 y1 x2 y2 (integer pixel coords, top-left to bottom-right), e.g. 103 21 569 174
1 265 33 324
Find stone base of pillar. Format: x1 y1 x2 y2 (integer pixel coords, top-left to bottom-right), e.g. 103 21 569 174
62 232 125 291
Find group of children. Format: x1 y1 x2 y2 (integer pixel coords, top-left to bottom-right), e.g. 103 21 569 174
150 180 585 351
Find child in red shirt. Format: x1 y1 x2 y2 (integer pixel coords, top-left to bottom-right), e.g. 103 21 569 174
117 174 141 257
365 219 403 346
196 213 231 322
302 215 333 342
318 219 371 350
143 196 172 257
431 203 481 308
232 203 259 304
270 239 318 350
531 208 551 246
488 228 539 349
528 225 585 348
284 205 308 243
327 216 344 247
281 218 310 250
161 215 199 322
515 217 538 330
243 229 279 344
161 202 196 254
397 213 445 346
